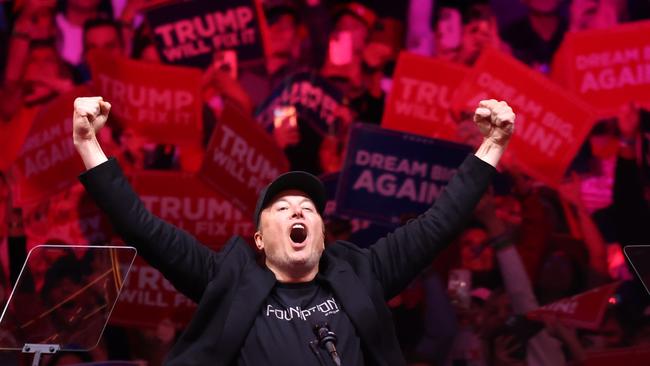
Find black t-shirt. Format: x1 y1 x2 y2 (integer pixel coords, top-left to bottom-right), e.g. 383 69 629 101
237 279 364 365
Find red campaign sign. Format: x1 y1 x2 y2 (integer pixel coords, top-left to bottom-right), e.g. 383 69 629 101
0 107 38 172
109 257 197 329
451 48 596 186
9 86 89 206
580 346 650 366
382 52 468 141
130 170 254 247
199 104 289 215
527 282 619 330
551 20 650 117
88 51 203 146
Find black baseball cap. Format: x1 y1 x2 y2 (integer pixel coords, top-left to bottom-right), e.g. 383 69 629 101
253 171 326 229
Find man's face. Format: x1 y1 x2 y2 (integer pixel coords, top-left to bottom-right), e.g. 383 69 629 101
24 46 60 82
255 190 325 279
463 18 495 51
23 46 63 102
84 25 123 58
268 14 298 58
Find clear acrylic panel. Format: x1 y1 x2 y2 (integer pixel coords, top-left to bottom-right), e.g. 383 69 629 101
0 245 136 351
624 245 650 296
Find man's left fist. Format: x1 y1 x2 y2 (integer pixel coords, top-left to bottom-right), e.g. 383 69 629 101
473 99 515 146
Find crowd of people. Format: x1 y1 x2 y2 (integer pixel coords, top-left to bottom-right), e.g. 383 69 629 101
1 0 650 365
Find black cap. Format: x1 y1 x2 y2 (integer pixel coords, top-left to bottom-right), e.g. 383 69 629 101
253 171 326 229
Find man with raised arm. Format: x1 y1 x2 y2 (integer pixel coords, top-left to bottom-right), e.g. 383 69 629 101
72 97 514 365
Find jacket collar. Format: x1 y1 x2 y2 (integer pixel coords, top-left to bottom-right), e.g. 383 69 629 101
219 262 276 362
317 250 387 365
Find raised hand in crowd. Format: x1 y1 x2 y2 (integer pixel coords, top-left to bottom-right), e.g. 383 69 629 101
202 66 254 116
272 111 300 149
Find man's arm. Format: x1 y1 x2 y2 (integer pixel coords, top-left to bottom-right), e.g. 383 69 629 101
73 97 222 302
368 100 515 298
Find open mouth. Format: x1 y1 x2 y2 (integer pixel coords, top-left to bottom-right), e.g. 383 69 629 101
290 223 307 244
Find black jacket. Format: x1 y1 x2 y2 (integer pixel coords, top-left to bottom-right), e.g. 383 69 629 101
79 154 495 365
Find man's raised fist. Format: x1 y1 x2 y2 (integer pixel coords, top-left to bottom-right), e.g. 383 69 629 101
73 96 111 144
473 99 515 146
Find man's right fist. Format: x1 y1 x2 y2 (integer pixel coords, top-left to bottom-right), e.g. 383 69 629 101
73 96 111 144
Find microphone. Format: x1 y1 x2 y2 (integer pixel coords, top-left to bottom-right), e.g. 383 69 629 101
310 315 341 366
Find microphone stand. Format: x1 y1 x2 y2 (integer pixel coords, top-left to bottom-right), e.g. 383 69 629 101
313 322 341 366
309 339 327 366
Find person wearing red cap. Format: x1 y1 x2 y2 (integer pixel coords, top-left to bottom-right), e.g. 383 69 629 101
72 96 514 365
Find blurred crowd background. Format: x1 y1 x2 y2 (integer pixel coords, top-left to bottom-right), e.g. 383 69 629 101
1 0 650 365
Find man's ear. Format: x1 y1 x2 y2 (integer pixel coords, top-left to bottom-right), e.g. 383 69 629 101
254 231 264 251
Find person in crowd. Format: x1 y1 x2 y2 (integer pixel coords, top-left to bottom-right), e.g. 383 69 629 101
71 94 514 364
456 2 511 66
4 0 57 82
500 0 567 72
318 16 403 174
55 0 112 66
438 3 512 148
475 192 567 365
432 1 464 62
405 0 435 56
0 38 74 144
83 18 123 58
612 103 650 246
240 0 331 107
74 18 125 83
568 0 623 32
321 2 377 97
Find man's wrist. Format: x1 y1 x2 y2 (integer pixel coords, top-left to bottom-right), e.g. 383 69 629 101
475 138 506 168
74 137 108 169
